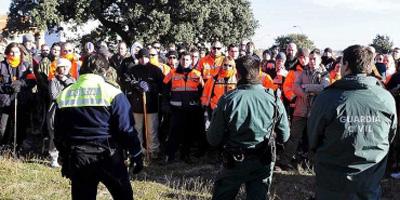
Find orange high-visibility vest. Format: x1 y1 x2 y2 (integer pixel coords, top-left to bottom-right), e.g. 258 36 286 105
47 60 58 80
201 75 237 110
163 68 204 107
283 64 303 100
197 55 224 80
260 72 278 90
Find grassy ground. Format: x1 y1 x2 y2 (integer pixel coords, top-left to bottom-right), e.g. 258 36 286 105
0 154 399 200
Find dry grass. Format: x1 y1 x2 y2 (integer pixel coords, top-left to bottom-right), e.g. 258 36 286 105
0 154 399 200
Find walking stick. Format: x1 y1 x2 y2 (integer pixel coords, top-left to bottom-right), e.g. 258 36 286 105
13 95 17 158
143 91 151 161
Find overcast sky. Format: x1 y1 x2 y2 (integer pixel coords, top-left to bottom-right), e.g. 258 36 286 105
1 0 399 50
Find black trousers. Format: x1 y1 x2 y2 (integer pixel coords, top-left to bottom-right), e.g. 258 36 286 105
70 152 133 200
166 106 205 159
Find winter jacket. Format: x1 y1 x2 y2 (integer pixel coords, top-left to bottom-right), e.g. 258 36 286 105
308 74 397 192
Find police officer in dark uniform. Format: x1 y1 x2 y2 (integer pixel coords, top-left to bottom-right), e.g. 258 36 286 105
207 55 290 199
54 54 143 200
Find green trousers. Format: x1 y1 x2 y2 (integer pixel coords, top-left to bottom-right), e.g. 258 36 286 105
212 158 274 200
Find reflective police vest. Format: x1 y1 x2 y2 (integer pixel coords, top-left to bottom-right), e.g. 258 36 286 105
56 74 120 108
163 68 203 108
201 75 237 110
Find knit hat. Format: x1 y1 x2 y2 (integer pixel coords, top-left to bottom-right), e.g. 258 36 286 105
22 34 34 43
276 52 286 60
324 47 333 53
57 58 72 69
137 48 150 58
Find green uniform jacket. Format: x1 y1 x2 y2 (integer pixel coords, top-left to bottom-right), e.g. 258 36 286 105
207 84 290 148
308 74 397 192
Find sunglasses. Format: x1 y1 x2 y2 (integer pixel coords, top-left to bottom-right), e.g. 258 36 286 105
223 64 233 68
63 49 73 53
150 54 157 57
168 56 176 59
213 47 222 50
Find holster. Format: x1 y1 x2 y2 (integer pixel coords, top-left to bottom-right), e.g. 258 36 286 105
221 146 245 169
221 137 277 169
67 141 117 173
257 136 276 165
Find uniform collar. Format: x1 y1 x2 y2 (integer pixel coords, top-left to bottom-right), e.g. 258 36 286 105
77 73 105 82
237 83 264 90
330 74 382 90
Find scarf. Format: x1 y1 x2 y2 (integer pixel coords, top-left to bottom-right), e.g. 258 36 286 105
6 55 21 68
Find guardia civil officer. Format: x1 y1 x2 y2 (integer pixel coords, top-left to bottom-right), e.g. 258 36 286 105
308 45 397 200
54 54 143 200
207 55 290 200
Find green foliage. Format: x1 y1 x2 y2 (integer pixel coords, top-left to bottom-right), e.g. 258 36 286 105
3 0 61 37
4 0 258 46
370 34 394 54
274 33 315 51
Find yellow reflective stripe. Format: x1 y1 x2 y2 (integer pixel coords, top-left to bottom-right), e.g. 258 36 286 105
58 98 111 107
57 74 122 108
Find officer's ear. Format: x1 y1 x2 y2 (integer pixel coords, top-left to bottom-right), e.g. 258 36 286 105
340 60 350 77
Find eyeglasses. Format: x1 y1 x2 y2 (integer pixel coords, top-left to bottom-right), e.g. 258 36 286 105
168 56 176 59
213 47 222 50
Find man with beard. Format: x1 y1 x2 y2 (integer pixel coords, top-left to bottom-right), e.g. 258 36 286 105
321 47 336 67
246 41 261 61
283 48 309 120
284 42 298 70
21 34 36 67
110 42 130 73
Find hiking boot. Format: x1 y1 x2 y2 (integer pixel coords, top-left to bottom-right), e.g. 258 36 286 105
274 163 295 172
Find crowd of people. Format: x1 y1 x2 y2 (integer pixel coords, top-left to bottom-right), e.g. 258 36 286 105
0 33 399 199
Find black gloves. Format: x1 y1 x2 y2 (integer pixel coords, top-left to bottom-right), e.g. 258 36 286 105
129 153 143 175
124 75 150 93
11 80 22 93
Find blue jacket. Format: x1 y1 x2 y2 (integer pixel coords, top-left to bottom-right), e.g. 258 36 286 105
54 74 141 157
